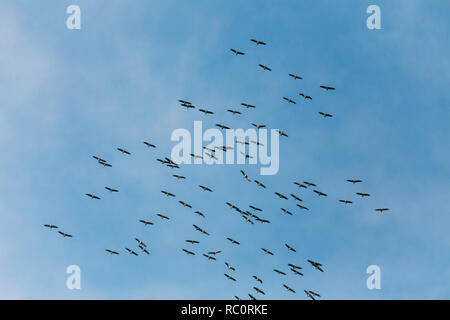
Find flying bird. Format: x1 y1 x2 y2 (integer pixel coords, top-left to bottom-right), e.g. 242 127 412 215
248 294 257 301
135 238 146 247
203 254 216 261
224 273 236 281
216 124 230 130
139 245 150 255
106 249 119 255
304 181 316 187
143 141 156 148
313 190 328 197
161 190 175 197
194 211 205 218
225 262 236 271
230 48 245 55
157 213 170 220
262 248 274 255
291 194 303 202
240 170 251 182
139 219 154 226
347 179 362 184
183 249 195 256
173 174 186 180
356 192 370 197
251 123 266 129
193 224 209 236
117 148 131 155
318 112 333 118
179 201 192 208
275 192 288 200
227 238 240 245
273 269 286 275
85 193 100 200
375 208 389 213
283 284 296 293
276 129 288 137
291 268 304 276
199 108 214 115
299 93 312 100
227 109 241 115
249 205 262 212
253 287 265 295
283 97 296 104
241 103 256 109
339 200 353 204
258 64 272 71
44 224 58 230
199 185 212 192
125 248 138 256
58 231 72 238
250 39 266 45
297 204 309 211
289 73 303 80
294 182 307 188
186 240 200 245
105 187 118 193
308 259 324 272
253 276 263 284
281 208 293 216
320 85 335 91
254 180 266 188
285 244 296 252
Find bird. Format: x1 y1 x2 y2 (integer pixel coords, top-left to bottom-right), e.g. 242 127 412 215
139 219 154 226
283 97 296 104
254 180 266 188
356 192 370 197
248 294 257 300
241 103 256 109
299 93 312 100
275 192 288 200
199 185 212 192
305 290 321 300
250 39 266 45
234 296 241 300
275 129 288 137
93 155 107 163
105 187 118 193
304 181 316 187
291 194 303 202
203 254 216 261
157 213 170 220
182 249 195 255
227 238 240 245
44 224 58 230
251 123 266 129
230 48 245 55
288 263 303 270
193 224 209 236
205 152 218 160
143 141 156 148
190 153 203 160
258 64 272 71
224 273 236 281
179 201 192 208
291 268 304 276
313 190 327 197
225 262 236 271
125 248 138 256
106 249 119 255
178 99 192 105
240 151 254 159
199 108 214 115
180 103 195 109
173 174 186 180
318 111 333 118
285 244 296 252
253 275 263 284
289 73 303 80
297 204 309 211
216 124 230 130
262 248 274 255
98 161 112 168
375 208 389 213
135 238 146 247
307 259 324 272
208 250 222 255
249 205 262 212
294 182 307 188
227 109 241 115
85 193 100 200
186 240 200 245
139 245 150 255
283 284 296 293
274 269 286 275
347 179 362 184
281 208 293 216
161 190 176 197
240 170 251 182
117 148 131 155
253 287 265 295
58 231 72 238
320 85 335 91
194 211 205 218
339 200 353 204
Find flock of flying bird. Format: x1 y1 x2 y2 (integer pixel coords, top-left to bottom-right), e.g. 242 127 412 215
44 38 389 300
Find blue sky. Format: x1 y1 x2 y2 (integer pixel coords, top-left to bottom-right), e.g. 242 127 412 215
0 0 449 299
